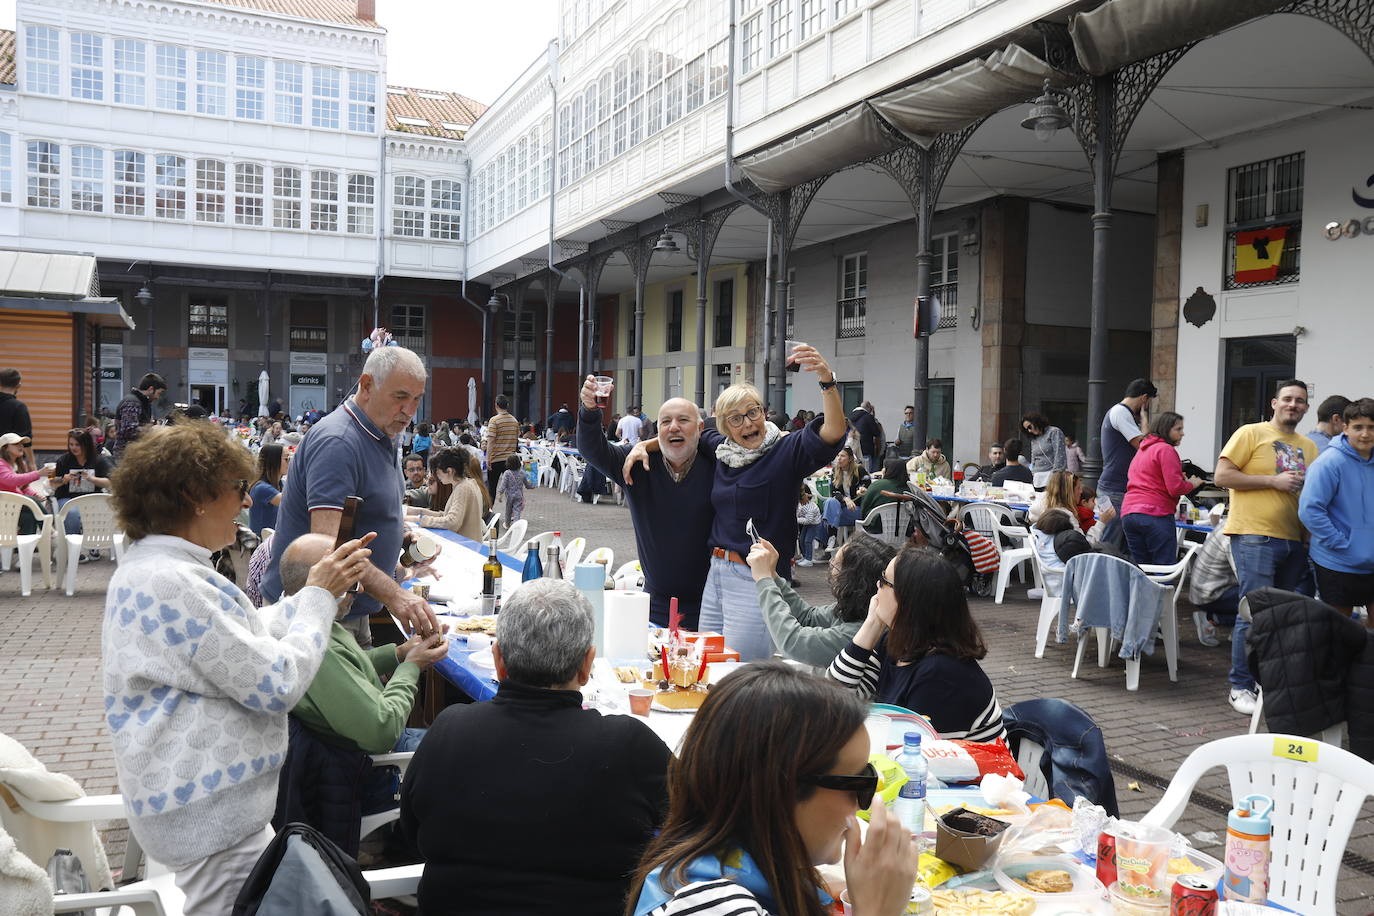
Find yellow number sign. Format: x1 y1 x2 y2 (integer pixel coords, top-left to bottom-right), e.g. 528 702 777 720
1273 738 1318 762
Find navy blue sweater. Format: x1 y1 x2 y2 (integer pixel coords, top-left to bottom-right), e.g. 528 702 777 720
577 407 714 627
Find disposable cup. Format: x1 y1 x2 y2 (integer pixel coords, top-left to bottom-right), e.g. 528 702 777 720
864 714 892 755
628 688 654 717
593 376 614 399
1112 821 1174 900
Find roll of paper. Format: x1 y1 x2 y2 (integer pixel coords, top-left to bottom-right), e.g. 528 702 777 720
574 562 608 655
603 590 650 662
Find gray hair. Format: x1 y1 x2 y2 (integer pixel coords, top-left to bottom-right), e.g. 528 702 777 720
361 345 426 387
496 579 594 687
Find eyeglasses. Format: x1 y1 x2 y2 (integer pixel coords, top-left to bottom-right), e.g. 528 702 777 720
725 405 764 429
876 574 894 590
802 762 879 809
229 478 249 498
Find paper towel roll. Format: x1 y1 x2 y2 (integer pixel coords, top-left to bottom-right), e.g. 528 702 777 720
603 590 650 662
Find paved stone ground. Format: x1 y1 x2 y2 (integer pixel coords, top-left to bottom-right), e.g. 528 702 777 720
3 487 1371 910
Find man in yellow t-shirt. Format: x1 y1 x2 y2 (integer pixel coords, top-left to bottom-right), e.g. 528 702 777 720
1215 379 1316 716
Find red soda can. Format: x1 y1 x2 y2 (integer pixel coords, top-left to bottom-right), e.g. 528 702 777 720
1095 830 1117 886
1171 874 1218 916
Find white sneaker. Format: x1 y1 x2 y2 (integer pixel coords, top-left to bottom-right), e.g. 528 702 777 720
1228 689 1258 716
1027 587 1044 599
1197 618 1220 647
796 558 814 567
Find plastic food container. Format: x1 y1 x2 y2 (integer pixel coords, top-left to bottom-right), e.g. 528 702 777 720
993 855 1106 908
1167 847 1223 889
1108 881 1168 915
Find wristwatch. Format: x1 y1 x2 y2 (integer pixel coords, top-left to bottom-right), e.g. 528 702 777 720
819 378 837 390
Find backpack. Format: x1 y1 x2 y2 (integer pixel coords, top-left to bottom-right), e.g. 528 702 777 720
232 822 371 916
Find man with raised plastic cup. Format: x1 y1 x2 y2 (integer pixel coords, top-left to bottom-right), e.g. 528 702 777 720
577 375 715 629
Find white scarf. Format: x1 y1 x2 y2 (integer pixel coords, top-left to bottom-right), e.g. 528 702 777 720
716 421 783 468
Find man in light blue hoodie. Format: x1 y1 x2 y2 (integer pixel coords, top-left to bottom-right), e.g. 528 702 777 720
1299 397 1374 625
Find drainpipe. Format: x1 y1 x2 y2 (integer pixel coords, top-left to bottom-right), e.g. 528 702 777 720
724 0 775 396
374 130 387 329
545 41 582 422
459 157 491 412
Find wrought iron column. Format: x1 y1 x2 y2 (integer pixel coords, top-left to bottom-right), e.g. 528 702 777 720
511 285 526 421
761 180 824 413
1084 75 1114 486
544 272 557 424
620 235 657 409
690 205 738 408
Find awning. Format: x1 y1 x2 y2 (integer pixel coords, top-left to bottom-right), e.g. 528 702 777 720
869 45 1063 147
0 250 134 328
1070 0 1290 76
737 104 901 193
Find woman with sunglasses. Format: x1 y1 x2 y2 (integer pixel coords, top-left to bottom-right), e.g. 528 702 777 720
829 547 1006 742
626 345 847 661
629 661 918 916
1020 412 1067 490
104 420 376 916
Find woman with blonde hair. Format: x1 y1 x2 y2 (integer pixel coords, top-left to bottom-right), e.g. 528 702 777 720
1027 469 1082 530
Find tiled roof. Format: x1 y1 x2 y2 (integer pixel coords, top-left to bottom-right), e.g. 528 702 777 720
385 86 487 140
196 0 380 28
0 30 15 86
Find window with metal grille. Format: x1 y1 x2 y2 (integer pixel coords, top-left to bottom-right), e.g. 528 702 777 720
393 175 425 237
346 174 374 235
391 304 426 351
114 150 145 214
71 33 104 100
348 71 376 132
311 67 341 129
272 166 301 229
155 45 187 111
274 61 303 124
837 252 867 339
667 289 684 352
1224 152 1303 290
71 145 104 212
235 163 263 225
931 233 959 330
310 169 338 232
290 299 329 352
714 278 734 348
195 159 226 222
26 141 60 209
188 297 228 347
114 39 146 106
155 155 186 219
25 26 60 95
196 50 227 116
236 57 266 120
786 268 796 337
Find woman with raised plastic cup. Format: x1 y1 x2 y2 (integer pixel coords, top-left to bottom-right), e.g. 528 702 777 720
628 661 917 915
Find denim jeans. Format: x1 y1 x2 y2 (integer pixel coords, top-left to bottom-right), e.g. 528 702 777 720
1100 489 1126 548
799 524 828 561
1122 513 1177 566
1229 535 1314 691
698 556 774 662
822 497 862 529
56 496 83 536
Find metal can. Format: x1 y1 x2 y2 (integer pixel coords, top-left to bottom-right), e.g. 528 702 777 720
1095 830 1117 887
1171 874 1218 916
906 885 933 914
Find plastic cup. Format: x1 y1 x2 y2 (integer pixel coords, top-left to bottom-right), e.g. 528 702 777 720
593 376 614 403
864 714 892 755
1111 821 1174 900
840 889 853 915
628 688 654 717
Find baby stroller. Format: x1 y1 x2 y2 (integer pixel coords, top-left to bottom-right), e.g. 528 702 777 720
905 489 978 589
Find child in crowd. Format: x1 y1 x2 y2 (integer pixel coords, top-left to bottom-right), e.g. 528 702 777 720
496 454 531 529
795 485 826 567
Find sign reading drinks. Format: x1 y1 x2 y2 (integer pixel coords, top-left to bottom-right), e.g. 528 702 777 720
292 374 325 386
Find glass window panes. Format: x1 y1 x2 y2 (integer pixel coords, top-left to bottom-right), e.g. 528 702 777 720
348 71 377 132
841 253 867 298
71 145 104 211
71 33 104 100
312 67 341 128
275 61 304 124
346 174 374 234
801 0 825 38
273 166 301 228
114 150 145 214
188 298 228 347
741 15 762 73
154 154 186 219
234 162 264 225
309 169 338 231
25 26 60 95
26 141 60 208
236 57 266 120
194 159 225 222
393 175 425 237
430 179 461 240
114 39 146 106
769 0 791 58
0 133 11 203
195 50 227 115
155 45 187 111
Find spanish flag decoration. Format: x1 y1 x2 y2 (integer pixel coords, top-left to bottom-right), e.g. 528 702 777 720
1234 226 1288 283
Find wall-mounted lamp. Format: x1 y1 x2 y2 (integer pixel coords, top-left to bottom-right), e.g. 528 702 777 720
1020 80 1070 142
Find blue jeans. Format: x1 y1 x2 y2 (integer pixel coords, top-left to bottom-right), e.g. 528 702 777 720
1122 513 1177 566
1229 535 1314 691
823 497 862 529
1100 489 1126 548
799 524 828 561
56 496 83 536
698 556 774 662
361 727 427 815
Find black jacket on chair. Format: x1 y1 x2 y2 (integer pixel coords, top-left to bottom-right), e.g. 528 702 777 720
1247 588 1374 761
274 716 372 856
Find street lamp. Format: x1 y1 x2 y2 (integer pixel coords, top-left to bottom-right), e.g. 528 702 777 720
1020 79 1070 142
653 228 680 254
135 284 155 373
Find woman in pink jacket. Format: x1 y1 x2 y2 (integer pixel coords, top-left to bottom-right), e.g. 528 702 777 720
1 432 57 534
1121 412 1203 565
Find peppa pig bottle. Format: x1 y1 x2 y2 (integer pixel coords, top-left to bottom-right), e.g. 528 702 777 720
1223 793 1273 904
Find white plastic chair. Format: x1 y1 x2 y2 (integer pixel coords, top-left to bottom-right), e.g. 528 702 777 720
613 559 644 590
0 491 53 595
55 493 126 595
496 518 527 552
958 502 1038 604
562 536 586 572
857 501 912 550
1143 733 1374 914
1029 545 1064 659
1247 689 1345 746
527 530 561 555
358 750 414 843
584 546 614 572
1062 552 1179 691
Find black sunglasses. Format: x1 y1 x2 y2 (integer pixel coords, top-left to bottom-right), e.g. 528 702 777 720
229 478 249 498
802 762 879 809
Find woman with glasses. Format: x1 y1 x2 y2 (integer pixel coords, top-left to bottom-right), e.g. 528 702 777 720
1020 412 1067 490
629 661 917 916
828 547 1006 742
103 420 375 916
745 536 898 669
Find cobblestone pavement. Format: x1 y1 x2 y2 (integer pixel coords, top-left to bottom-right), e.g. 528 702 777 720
4 486 1371 909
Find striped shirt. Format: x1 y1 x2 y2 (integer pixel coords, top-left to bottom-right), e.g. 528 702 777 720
644 879 771 916
484 412 521 463
828 640 1006 742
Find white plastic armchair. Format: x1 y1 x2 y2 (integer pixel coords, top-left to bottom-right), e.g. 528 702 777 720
958 502 1038 603
583 546 614 571
1142 733 1374 914
55 492 126 595
0 491 53 595
495 518 527 552
613 559 644 590
857 502 911 550
359 751 414 842
1063 552 1175 691
562 536 586 572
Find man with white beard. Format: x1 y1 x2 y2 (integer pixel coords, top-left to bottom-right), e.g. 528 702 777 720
576 377 714 628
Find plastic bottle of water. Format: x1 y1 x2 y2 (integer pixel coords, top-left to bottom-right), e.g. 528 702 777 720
894 732 927 837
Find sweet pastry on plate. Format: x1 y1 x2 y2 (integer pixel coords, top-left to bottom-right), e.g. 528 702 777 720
1016 869 1073 893
931 888 1035 915
653 688 707 711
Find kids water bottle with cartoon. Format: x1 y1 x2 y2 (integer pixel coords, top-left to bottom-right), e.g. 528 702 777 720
1223 793 1273 904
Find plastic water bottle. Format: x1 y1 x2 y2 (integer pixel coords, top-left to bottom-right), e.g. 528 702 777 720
521 540 543 582
894 732 927 837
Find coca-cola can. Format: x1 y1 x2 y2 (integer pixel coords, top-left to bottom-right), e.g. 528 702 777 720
1171 874 1218 916
1095 830 1117 887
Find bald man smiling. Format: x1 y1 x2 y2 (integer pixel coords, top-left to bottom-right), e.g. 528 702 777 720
577 378 714 628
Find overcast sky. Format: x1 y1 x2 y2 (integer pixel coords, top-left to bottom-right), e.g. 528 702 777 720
0 0 558 107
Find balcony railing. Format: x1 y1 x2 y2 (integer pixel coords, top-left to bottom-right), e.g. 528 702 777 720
393 333 427 352
502 340 537 360
836 297 866 339
289 327 328 352
933 282 958 331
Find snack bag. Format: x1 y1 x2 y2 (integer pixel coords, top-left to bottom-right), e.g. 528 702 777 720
921 738 1024 785
916 852 959 888
858 754 907 822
